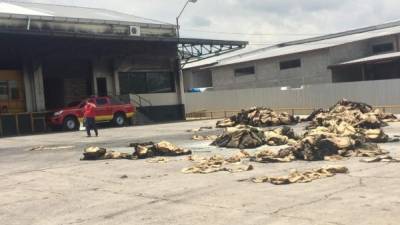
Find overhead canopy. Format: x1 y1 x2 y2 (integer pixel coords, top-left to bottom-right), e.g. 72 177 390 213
329 51 400 68
0 1 248 66
177 38 248 68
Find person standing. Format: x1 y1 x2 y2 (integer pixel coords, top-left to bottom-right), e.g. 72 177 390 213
83 99 98 137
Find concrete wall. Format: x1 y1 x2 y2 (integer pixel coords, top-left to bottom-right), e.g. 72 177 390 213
185 78 400 113
205 35 400 91
211 49 332 90
329 40 370 65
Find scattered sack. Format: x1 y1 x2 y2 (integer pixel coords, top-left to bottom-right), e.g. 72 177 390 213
182 153 253 174
216 107 298 128
30 145 75 151
264 126 299 146
146 157 169 163
192 134 218 141
305 99 397 129
251 148 295 163
82 141 191 161
281 99 399 161
216 118 236 128
155 141 191 156
211 125 265 149
186 126 213 132
82 146 107 160
104 151 132 159
360 155 400 163
252 165 349 185
130 141 191 159
226 150 251 163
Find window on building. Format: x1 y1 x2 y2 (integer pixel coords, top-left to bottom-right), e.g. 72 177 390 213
372 43 394 54
0 80 20 101
95 98 108 105
118 71 175 94
147 72 174 93
280 59 301 70
9 80 19 99
234 66 255 77
0 81 8 100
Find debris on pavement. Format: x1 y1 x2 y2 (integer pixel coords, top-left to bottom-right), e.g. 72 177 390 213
251 148 296 163
186 126 213 132
216 107 298 128
130 141 191 159
252 165 349 185
146 157 169 163
29 145 75 151
284 99 399 161
264 126 299 146
211 125 299 149
226 150 251 163
211 125 265 149
82 141 191 160
305 99 398 128
120 175 128 179
155 141 191 155
182 153 253 174
192 134 218 141
104 151 132 159
360 155 400 163
82 146 107 160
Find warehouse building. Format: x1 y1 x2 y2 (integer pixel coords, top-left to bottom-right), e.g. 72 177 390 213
183 20 400 91
0 1 246 134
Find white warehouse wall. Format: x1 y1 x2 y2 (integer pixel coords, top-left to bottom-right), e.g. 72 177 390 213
185 78 400 113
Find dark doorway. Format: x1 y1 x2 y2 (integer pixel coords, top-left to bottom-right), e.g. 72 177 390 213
44 78 64 109
96 78 108 97
43 58 92 110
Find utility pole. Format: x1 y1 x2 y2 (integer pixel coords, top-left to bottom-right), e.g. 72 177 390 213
176 0 198 119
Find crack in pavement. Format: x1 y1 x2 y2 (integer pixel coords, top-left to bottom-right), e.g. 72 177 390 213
267 163 395 218
0 162 85 177
271 177 364 215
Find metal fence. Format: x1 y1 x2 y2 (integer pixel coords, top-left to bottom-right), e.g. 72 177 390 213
0 112 48 137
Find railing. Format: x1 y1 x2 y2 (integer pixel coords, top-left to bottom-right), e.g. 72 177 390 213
0 112 48 137
185 105 400 120
128 94 153 108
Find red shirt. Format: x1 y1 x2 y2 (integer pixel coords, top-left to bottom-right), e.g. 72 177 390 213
83 102 96 118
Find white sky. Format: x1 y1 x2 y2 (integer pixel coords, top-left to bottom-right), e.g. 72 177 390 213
15 0 400 49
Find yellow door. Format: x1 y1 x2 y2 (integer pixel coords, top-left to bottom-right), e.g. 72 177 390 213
0 70 26 113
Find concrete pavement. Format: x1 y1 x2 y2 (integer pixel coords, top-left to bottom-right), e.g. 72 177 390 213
1 120 400 225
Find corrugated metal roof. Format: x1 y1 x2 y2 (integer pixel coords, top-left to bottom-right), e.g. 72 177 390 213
0 1 173 26
212 24 400 68
330 51 400 67
183 20 400 70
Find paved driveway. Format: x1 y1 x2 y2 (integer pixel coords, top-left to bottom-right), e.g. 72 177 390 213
1 120 400 225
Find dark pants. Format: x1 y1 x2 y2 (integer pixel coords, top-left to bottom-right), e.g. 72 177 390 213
85 117 98 136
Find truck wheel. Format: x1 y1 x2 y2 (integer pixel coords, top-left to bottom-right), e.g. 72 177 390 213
63 116 79 131
113 113 126 127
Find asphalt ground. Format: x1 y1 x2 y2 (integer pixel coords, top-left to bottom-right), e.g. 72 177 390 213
1 120 400 225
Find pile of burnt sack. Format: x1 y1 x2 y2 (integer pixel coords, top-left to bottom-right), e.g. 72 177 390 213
212 99 399 162
216 107 298 128
82 141 191 160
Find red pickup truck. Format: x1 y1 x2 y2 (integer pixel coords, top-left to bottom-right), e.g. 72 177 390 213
47 96 135 131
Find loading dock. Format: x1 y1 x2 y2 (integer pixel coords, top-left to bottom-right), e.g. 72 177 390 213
0 1 246 136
